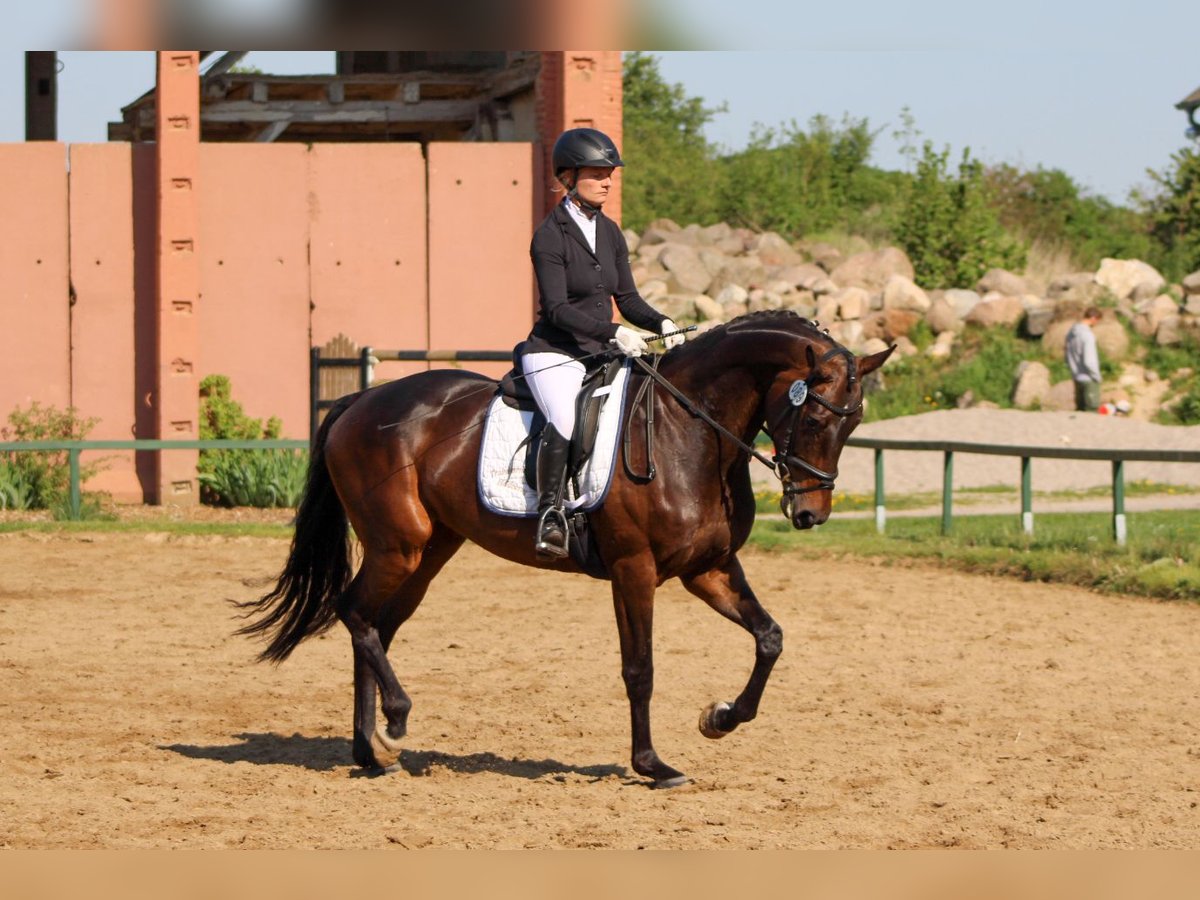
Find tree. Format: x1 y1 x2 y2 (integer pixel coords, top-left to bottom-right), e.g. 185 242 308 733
1145 146 1200 279
621 52 724 231
898 142 1025 289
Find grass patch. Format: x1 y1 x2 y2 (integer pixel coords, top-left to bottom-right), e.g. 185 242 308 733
749 508 1200 601
0 518 294 539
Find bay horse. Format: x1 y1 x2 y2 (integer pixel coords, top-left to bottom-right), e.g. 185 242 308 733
239 310 892 788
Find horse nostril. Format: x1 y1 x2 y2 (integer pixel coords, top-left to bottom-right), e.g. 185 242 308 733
796 510 816 529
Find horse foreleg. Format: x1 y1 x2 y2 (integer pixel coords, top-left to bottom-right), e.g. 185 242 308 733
610 557 688 789
682 556 782 739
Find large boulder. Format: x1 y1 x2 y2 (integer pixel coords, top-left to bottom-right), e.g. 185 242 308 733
965 294 1024 327
835 286 871 321
925 296 962 334
976 268 1028 296
1156 315 1183 346
708 257 769 296
944 288 981 319
1044 380 1077 411
1132 294 1180 338
1093 318 1129 361
774 263 834 293
692 294 725 322
1011 360 1052 409
829 247 915 292
802 241 844 273
881 274 930 313
1182 270 1200 296
926 330 956 359
862 309 921 342
658 243 714 294
1047 272 1105 304
714 283 749 317
1041 320 1072 359
746 232 805 267
640 278 669 303
701 222 733 244
782 291 817 318
655 294 698 321
623 228 641 255
1022 298 1057 337
1095 258 1165 302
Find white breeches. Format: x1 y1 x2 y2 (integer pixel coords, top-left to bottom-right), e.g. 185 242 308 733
521 352 585 438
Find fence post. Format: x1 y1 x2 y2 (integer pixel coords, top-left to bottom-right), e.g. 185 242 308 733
941 451 954 535
1021 456 1033 536
1112 459 1127 546
873 448 886 533
69 447 81 520
360 346 374 390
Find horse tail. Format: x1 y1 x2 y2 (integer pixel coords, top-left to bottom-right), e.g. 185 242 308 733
235 392 361 663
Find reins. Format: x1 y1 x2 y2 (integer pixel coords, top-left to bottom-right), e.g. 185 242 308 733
626 338 862 510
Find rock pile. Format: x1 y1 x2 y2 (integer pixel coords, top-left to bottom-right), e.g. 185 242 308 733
626 218 1200 413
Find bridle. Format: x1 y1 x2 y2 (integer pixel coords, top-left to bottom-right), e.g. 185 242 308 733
629 340 863 517
767 345 862 520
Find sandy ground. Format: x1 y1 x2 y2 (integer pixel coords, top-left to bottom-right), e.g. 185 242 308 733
2 530 1198 849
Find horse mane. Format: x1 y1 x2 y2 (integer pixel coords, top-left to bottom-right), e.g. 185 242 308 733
670 309 840 361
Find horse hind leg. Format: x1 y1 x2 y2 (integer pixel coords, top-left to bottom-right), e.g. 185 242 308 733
343 524 465 770
682 557 782 740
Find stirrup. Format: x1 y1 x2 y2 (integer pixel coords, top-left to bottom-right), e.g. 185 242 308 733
535 506 570 559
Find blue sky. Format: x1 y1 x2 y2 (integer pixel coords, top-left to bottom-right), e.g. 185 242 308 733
2 0 1199 205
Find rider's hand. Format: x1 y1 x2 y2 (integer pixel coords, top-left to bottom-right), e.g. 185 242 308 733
660 318 685 350
611 325 649 358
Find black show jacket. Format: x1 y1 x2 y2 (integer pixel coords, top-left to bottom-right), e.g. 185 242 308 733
524 202 667 358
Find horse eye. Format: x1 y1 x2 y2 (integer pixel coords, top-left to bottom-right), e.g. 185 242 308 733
803 416 820 429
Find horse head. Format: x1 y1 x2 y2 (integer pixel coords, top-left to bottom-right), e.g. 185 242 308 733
745 314 893 529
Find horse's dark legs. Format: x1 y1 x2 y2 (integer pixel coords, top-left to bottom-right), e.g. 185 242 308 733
342 524 465 769
610 556 687 788
682 555 782 739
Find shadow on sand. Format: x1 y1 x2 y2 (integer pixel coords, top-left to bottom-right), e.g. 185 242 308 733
161 732 630 783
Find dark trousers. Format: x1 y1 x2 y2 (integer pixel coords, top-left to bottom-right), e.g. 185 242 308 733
1074 380 1101 412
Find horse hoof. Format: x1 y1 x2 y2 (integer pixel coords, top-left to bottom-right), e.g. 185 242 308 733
370 724 404 768
699 701 733 739
653 775 692 790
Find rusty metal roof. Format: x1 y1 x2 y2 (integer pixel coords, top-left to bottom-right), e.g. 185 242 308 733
1177 86 1200 111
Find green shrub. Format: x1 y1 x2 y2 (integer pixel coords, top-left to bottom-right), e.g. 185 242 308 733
197 375 307 508
0 402 105 511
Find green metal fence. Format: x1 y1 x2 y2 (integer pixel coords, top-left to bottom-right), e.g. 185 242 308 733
0 439 308 520
845 437 1200 545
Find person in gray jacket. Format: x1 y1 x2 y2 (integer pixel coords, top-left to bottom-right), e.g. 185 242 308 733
1065 306 1102 412
520 127 683 558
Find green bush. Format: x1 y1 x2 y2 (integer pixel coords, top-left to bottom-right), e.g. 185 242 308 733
0 402 106 511
197 375 307 508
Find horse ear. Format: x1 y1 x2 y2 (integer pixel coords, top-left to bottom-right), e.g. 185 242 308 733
857 344 896 377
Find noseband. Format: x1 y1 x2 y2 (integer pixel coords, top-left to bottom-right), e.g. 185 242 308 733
768 346 862 518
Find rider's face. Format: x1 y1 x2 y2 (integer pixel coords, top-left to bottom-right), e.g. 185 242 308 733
570 166 615 208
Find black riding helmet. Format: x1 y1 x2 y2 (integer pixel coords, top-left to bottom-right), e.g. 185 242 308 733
552 127 624 177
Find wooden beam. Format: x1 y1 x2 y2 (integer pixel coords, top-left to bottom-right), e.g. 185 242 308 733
200 51 248 81
193 99 480 125
25 52 57 141
255 120 291 142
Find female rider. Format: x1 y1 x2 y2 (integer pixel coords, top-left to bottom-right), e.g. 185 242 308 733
521 127 684 558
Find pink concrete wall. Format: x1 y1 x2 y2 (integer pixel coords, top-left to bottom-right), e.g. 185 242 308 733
427 142 535 378
308 143 429 384
1 140 538 499
198 144 312 438
68 143 142 501
0 143 70 423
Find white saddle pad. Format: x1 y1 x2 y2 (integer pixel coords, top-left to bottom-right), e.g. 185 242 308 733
478 361 630 517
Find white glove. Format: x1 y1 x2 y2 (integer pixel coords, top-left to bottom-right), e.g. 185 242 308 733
611 325 649 357
660 318 685 350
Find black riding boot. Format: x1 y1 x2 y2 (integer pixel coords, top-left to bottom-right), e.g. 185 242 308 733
534 424 571 559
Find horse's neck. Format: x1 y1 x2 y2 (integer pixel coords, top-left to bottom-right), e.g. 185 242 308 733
664 336 799 440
